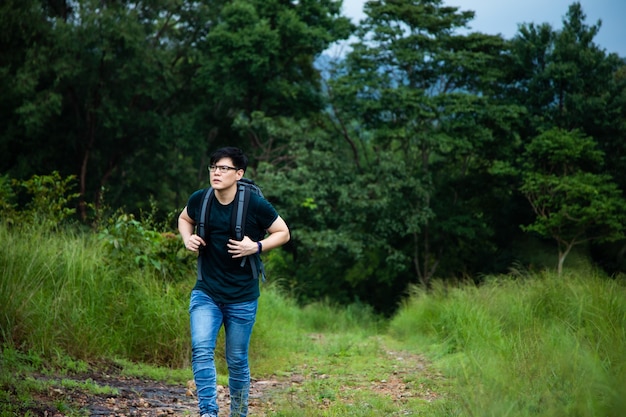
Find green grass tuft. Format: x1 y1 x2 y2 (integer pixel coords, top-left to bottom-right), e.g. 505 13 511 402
389 271 626 416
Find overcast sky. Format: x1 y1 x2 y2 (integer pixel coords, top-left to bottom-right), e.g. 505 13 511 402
339 0 626 57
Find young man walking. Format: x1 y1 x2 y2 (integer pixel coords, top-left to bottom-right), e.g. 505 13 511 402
178 147 290 417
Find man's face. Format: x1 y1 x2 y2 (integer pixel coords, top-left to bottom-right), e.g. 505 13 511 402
209 157 243 190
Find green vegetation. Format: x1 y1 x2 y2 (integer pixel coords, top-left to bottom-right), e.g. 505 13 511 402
2 0 625 313
390 271 626 416
2 220 625 416
520 128 626 274
1 1 625 414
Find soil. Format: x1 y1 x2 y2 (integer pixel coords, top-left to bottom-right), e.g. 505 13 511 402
26 372 286 417
17 349 440 417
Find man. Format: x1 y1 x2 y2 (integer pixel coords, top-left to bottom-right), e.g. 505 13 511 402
178 147 290 417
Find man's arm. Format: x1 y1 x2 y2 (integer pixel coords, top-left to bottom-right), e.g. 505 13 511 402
227 215 290 258
178 207 205 252
259 215 290 252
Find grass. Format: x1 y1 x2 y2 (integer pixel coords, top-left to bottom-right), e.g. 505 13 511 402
0 223 191 366
389 270 626 416
2 222 625 416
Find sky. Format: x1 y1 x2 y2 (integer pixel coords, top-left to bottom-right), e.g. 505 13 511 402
338 0 626 57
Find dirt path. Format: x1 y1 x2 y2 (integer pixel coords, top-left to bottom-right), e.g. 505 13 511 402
24 349 439 417
28 373 286 417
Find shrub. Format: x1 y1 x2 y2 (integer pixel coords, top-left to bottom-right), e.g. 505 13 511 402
97 203 195 281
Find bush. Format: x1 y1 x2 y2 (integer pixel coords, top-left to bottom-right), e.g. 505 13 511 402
97 209 195 281
12 171 80 231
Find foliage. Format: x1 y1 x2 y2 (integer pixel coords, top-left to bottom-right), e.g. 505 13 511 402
0 0 193 218
0 0 625 308
520 128 626 274
12 171 81 231
327 0 524 285
0 0 353 221
0 219 191 365
0 175 17 224
97 203 194 281
507 2 626 190
195 0 352 120
235 112 430 314
0 171 80 231
0 170 193 283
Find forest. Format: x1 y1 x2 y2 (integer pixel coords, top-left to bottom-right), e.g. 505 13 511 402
1 0 625 314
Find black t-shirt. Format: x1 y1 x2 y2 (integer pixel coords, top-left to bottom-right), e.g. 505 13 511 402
186 188 279 303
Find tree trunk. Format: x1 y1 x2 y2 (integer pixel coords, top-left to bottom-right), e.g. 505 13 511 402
557 242 574 275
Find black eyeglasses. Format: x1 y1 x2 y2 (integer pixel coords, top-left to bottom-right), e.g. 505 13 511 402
208 165 239 173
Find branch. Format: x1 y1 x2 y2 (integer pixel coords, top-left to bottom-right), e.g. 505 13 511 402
323 79 362 171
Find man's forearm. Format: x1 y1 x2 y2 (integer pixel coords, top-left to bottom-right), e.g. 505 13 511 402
178 210 195 244
258 230 290 252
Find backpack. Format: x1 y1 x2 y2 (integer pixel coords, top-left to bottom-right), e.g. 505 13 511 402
196 178 266 282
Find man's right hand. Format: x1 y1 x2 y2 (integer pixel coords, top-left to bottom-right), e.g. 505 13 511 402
185 234 206 253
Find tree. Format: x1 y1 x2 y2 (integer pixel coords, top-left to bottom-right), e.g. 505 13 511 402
0 0 353 220
507 2 626 191
520 128 626 274
326 0 522 286
0 0 58 175
186 0 353 167
240 112 430 314
0 0 201 219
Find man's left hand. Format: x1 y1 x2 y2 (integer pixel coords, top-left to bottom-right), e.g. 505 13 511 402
227 236 258 258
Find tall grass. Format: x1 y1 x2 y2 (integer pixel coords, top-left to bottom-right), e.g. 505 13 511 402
0 223 191 366
5 219 626 416
389 271 626 416
0 222 382 374
2 221 405 415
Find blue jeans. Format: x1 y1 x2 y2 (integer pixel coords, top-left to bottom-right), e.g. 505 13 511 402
189 290 258 417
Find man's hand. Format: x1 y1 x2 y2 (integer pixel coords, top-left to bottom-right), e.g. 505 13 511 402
227 236 258 258
185 234 206 253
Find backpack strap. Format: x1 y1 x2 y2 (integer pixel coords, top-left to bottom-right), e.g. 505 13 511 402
196 187 214 281
248 252 266 282
232 181 265 281
233 182 250 241
232 183 252 269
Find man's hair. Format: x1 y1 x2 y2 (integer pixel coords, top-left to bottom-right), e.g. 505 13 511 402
210 147 248 172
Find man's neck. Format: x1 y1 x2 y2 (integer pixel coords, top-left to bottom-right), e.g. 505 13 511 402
214 185 237 205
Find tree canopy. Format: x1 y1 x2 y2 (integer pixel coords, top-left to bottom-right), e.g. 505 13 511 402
520 128 626 274
1 0 625 313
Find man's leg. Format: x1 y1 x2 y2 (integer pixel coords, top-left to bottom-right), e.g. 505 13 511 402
223 299 258 417
189 290 223 417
